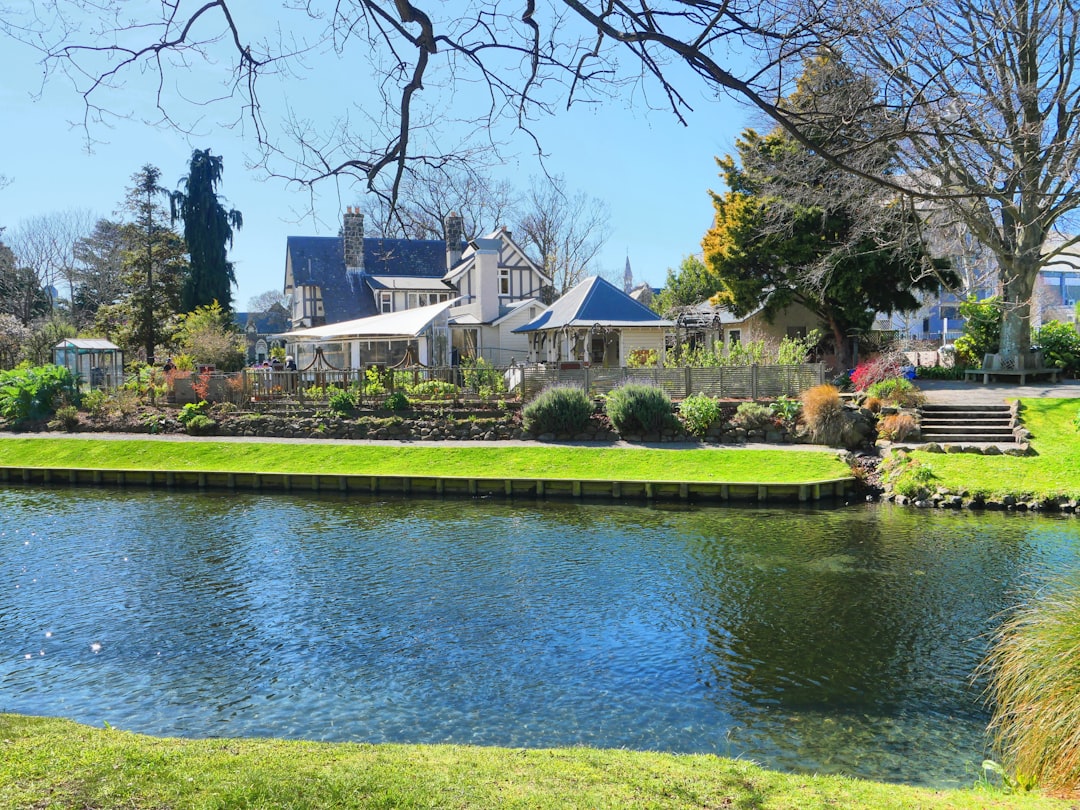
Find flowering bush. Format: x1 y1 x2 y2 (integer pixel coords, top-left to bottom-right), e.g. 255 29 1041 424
850 353 906 391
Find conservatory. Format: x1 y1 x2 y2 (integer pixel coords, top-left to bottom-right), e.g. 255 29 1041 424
53 338 124 389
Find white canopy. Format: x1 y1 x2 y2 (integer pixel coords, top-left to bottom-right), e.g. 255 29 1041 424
280 298 457 340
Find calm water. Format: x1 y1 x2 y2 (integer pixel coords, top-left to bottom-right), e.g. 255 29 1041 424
3 486 1080 787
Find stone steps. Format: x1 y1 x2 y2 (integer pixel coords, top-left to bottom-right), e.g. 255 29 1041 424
917 403 1017 444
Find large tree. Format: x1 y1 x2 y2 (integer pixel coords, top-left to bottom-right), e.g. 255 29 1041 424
828 0 1080 358
361 165 520 242
653 255 724 315
516 175 610 296
702 54 953 368
96 166 187 363
72 218 130 327
170 149 243 314
17 3 839 210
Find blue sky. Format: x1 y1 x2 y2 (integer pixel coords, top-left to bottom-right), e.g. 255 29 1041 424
0 7 752 311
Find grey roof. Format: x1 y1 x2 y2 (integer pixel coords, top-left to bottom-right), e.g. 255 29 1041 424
287 235 446 322
514 276 673 333
366 275 452 291
235 307 290 334
55 338 121 351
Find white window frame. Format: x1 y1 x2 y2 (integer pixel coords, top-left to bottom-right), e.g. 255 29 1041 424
379 291 393 313
499 267 510 295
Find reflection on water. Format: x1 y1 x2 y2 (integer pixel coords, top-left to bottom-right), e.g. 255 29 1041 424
2 486 1079 787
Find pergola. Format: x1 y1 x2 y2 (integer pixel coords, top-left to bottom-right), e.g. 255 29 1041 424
53 338 124 389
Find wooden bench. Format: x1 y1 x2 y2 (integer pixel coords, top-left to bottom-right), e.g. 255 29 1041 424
964 352 1061 384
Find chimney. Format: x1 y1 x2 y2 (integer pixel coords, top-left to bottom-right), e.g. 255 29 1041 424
343 206 364 270
445 211 464 271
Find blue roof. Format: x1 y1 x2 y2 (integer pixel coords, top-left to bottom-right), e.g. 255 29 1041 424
287 235 446 322
514 276 673 332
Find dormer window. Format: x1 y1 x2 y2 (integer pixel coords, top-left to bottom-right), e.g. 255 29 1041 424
379 291 393 313
499 267 510 295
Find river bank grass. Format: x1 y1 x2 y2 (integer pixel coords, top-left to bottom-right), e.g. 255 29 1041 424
0 437 850 484
910 399 1080 500
0 714 1070 810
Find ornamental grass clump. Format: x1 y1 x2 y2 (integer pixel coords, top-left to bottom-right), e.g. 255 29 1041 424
678 393 722 437
878 412 917 442
983 575 1080 795
801 384 845 445
522 385 593 435
605 384 675 435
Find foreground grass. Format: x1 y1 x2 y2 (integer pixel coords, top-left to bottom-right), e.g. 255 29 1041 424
911 399 1080 499
0 715 1070 810
0 437 850 484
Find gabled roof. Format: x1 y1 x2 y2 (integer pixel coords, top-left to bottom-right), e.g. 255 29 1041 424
236 306 290 334
280 298 457 340
55 338 121 351
286 235 446 322
443 227 550 285
513 276 673 333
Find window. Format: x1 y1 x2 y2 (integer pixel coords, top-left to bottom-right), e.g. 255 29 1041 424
785 326 807 339
499 267 510 295
727 329 741 345
380 292 393 313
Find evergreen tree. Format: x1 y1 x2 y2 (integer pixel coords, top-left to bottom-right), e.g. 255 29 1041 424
702 53 955 368
72 218 129 326
93 166 187 363
170 149 243 313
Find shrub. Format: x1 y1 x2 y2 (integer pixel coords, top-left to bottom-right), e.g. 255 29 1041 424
955 296 1002 366
626 348 658 368
732 401 774 431
863 396 883 414
983 574 1080 794
81 388 109 418
604 384 674 434
177 401 209 426
850 353 906 391
865 377 925 408
408 380 458 400
0 363 80 426
522 385 593 435
801 384 845 445
916 365 967 380
877 412 918 442
328 388 358 415
461 358 506 397
48 404 80 431
770 395 801 425
1034 320 1080 374
184 414 218 435
385 391 410 411
679 393 721 438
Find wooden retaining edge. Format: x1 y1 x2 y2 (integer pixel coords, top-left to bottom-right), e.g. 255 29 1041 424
0 465 856 504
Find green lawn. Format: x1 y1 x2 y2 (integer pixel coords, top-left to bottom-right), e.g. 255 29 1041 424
0 437 851 484
0 714 1070 810
911 399 1080 499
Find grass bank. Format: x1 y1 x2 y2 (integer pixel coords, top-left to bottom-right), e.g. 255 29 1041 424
0 715 1069 810
0 437 850 484
910 399 1080 499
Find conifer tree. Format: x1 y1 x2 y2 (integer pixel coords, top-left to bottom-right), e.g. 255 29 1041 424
170 149 243 314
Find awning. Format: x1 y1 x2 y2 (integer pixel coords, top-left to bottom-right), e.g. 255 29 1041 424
279 298 458 340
